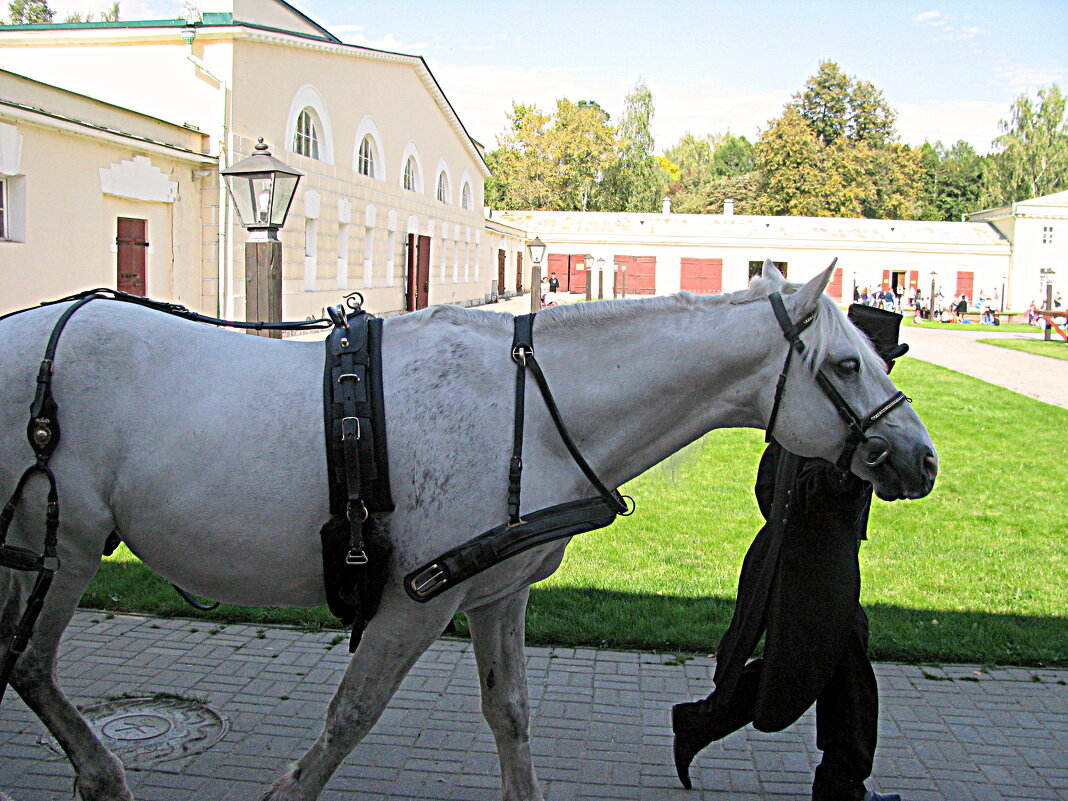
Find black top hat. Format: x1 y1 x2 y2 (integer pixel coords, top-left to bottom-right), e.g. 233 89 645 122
847 304 910 363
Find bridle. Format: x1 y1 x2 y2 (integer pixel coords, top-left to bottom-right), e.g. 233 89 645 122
764 292 910 472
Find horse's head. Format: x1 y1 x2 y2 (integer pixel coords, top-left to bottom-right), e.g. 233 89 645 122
757 260 938 501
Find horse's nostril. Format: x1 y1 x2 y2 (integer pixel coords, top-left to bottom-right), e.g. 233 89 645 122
923 453 938 482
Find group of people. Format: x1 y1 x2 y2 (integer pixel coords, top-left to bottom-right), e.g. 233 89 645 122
672 304 909 801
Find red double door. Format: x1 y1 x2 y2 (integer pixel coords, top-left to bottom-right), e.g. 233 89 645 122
545 253 590 293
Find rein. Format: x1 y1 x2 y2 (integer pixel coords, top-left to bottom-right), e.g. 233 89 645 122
765 292 910 472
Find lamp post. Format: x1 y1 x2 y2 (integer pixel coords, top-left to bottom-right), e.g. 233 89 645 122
620 262 628 299
222 138 303 337
929 271 938 320
596 257 605 300
1040 268 1056 341
1001 275 1008 313
527 235 546 313
584 255 594 301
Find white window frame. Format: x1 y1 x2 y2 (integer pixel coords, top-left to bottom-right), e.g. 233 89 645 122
284 85 335 164
295 108 320 159
436 171 450 203
461 182 473 211
399 141 424 193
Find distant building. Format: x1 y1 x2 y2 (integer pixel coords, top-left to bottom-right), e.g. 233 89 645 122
494 203 1013 308
966 190 1068 310
0 0 527 319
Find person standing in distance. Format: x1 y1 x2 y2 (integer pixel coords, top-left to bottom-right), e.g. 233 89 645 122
672 304 910 801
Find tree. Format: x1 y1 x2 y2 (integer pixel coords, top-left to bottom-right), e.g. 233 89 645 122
662 132 758 213
64 2 119 22
601 80 664 212
757 61 922 219
917 140 983 221
980 84 1068 206
7 0 53 23
485 99 617 211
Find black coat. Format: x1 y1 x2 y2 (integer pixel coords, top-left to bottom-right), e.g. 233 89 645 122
712 440 873 732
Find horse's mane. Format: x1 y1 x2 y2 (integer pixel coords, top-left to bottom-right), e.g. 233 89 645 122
412 280 880 371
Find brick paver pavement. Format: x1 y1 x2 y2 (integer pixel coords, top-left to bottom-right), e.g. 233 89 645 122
1 612 1065 800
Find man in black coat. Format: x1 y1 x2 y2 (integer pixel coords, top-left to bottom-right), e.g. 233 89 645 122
671 305 909 801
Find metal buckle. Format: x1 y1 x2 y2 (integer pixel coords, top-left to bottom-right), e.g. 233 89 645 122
337 373 361 383
511 345 532 366
341 417 361 440
346 501 369 523
345 549 368 566
410 564 448 597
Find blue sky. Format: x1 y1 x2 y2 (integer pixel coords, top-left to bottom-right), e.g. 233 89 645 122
69 0 1068 154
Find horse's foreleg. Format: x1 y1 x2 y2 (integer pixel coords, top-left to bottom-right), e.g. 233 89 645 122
262 598 454 801
2 563 132 801
466 587 544 801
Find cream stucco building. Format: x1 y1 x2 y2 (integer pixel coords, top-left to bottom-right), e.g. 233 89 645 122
0 0 528 319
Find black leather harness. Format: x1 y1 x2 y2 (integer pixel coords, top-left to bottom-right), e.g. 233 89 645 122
404 313 633 602
0 289 390 701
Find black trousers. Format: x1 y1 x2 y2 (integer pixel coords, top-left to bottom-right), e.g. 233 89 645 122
698 608 877 801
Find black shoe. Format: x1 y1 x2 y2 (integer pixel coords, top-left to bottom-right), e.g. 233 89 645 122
863 793 902 801
671 702 714 790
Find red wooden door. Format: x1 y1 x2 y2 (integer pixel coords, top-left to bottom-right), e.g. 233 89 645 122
498 249 507 294
628 256 656 294
881 269 891 291
827 265 843 302
547 253 568 292
956 271 974 300
406 233 431 311
516 252 523 294
909 270 919 291
116 217 148 296
568 254 588 294
680 258 722 294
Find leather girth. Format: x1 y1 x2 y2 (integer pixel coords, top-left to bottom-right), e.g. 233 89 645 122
404 313 630 602
320 305 394 651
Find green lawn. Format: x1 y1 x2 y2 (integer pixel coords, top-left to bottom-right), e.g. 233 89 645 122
81 360 1067 666
903 318 1038 334
979 338 1068 361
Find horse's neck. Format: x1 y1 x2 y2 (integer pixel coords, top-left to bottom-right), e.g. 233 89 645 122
534 298 778 488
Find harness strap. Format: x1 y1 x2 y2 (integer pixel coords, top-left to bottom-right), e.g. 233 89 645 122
507 315 534 523
765 293 815 444
0 294 98 702
511 314 628 517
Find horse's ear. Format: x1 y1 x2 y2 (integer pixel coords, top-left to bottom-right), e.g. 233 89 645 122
761 259 786 286
789 259 837 317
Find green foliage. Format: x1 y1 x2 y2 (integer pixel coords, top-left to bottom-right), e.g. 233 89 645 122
663 132 759 213
980 84 1068 207
756 61 923 219
486 99 617 211
917 140 984 221
601 80 665 212
7 0 53 23
63 2 119 22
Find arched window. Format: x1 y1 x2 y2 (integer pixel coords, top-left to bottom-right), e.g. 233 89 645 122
294 108 321 159
436 171 450 203
357 136 375 177
461 182 473 211
403 157 418 191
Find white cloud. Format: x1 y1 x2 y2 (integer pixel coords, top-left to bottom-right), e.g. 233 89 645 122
332 25 427 54
430 61 790 152
992 62 1068 92
895 99 1004 153
913 10 945 25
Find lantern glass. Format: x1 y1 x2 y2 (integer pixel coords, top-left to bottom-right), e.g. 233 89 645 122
527 236 546 266
584 255 594 271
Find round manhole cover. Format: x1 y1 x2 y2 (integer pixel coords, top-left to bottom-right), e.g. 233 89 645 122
40 697 227 767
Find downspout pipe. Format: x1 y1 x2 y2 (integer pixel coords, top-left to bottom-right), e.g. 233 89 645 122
183 26 231 318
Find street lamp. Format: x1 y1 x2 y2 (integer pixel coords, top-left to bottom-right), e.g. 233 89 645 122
929 271 938 320
527 235 546 313
584 254 594 301
222 138 303 337
1040 268 1056 341
1000 275 1008 313
620 262 628 299
596 257 605 300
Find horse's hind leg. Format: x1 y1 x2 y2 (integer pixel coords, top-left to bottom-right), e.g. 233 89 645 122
1 521 131 800
466 587 544 801
262 597 455 801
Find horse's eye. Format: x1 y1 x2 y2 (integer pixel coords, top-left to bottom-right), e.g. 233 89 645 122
835 358 860 376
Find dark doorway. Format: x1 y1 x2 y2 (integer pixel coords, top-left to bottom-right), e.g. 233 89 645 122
498 249 507 294
406 233 432 311
116 217 148 296
515 252 523 294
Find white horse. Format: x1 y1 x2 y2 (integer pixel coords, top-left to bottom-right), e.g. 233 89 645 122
0 263 936 801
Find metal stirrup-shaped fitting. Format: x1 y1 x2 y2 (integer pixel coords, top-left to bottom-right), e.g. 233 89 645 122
511 345 532 366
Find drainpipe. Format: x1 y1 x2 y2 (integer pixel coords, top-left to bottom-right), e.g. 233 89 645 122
182 26 232 318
